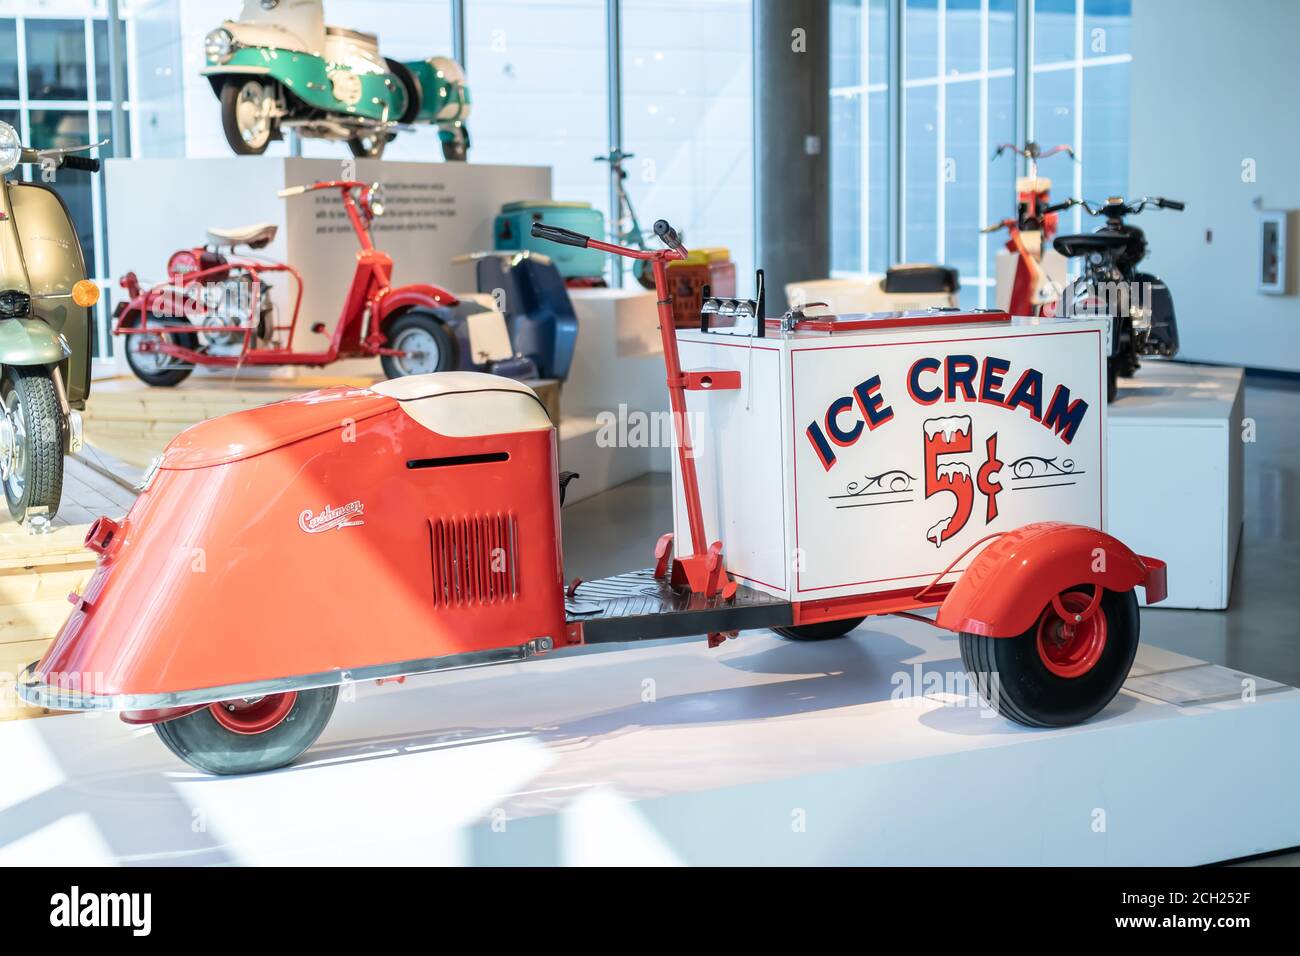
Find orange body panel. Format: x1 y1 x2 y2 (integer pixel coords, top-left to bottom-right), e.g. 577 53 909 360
934 522 1166 638
35 387 567 699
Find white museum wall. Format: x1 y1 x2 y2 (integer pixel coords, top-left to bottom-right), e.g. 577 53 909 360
1129 0 1300 372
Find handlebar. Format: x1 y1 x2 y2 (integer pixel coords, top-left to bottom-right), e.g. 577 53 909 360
60 154 100 173
653 219 683 252
530 222 590 248
530 217 688 261
1050 196 1185 218
277 185 309 198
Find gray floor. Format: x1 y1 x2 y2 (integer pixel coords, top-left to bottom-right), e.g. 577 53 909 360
560 372 1300 865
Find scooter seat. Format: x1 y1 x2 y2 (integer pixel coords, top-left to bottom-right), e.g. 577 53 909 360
1053 232 1130 259
207 223 278 250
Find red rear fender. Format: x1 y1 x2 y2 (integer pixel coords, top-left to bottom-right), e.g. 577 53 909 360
375 283 459 324
935 522 1166 638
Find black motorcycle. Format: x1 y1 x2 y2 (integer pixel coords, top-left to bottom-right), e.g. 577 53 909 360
1051 196 1184 402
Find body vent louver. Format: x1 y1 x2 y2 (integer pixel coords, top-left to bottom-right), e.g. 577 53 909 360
428 514 519 606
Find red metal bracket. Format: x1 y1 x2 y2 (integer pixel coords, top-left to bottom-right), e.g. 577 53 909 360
682 369 741 391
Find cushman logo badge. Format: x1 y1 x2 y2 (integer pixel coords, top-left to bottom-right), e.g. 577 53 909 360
299 500 365 533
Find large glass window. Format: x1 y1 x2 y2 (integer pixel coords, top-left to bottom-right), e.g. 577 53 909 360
830 0 1131 307
0 20 19 100
621 0 754 284
830 0 888 275
462 0 608 224
902 0 1019 307
1031 0 1134 236
26 18 89 101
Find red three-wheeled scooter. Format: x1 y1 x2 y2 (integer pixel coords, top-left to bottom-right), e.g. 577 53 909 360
18 217 1166 774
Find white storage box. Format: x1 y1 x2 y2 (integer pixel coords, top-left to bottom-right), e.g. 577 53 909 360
671 311 1108 601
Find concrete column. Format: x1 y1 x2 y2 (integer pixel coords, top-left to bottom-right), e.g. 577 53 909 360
754 0 831 309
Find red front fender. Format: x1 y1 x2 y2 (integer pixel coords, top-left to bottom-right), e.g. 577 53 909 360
935 522 1167 638
373 283 458 325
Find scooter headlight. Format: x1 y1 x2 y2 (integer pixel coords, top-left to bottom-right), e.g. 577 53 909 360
0 289 32 318
205 28 235 64
0 121 21 175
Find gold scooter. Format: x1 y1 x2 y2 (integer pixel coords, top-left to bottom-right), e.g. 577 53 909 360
0 121 103 525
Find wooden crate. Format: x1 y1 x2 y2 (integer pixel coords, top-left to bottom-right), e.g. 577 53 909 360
0 525 97 721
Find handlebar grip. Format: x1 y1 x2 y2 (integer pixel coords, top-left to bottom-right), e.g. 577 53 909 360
277 185 308 199
530 222 591 248
653 219 683 251
60 154 99 173
1158 198 1185 211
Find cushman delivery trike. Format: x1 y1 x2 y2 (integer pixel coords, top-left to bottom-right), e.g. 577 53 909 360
20 216 1167 774
0 121 101 524
114 178 534 385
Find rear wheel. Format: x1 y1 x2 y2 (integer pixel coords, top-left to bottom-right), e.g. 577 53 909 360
772 616 864 641
155 686 337 775
220 78 277 155
0 367 63 523
122 314 197 387
960 586 1139 727
381 312 456 378
441 127 469 162
348 131 391 159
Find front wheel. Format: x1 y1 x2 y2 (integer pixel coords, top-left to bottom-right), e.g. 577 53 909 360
960 586 1139 727
380 312 456 378
155 686 337 775
0 367 64 523
772 616 864 641
220 78 278 155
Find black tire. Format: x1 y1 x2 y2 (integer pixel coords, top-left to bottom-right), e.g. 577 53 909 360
155 686 337 775
219 78 276 155
348 132 391 159
380 311 456 378
385 57 423 125
1107 362 1118 403
772 616 864 641
1 367 64 523
441 127 469 162
960 586 1139 728
121 313 197 387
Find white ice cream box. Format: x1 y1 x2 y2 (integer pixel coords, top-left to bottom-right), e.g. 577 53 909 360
670 310 1108 602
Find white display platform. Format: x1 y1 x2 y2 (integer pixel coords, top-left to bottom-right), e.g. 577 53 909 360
1107 362 1244 609
559 289 671 503
2 619 1295 866
104 157 551 371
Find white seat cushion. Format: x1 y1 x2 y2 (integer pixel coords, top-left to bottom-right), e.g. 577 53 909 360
206 223 278 248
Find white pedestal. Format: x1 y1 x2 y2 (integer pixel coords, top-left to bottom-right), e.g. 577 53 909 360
104 157 551 374
558 289 671 503
1 620 1294 866
1107 362 1244 609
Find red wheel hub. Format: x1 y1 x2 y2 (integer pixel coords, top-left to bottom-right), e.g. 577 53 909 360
1035 590 1107 678
209 692 297 735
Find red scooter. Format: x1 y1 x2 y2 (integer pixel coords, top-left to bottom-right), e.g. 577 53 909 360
983 142 1075 317
114 179 533 386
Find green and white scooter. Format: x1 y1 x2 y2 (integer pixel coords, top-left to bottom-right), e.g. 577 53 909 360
203 0 470 160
